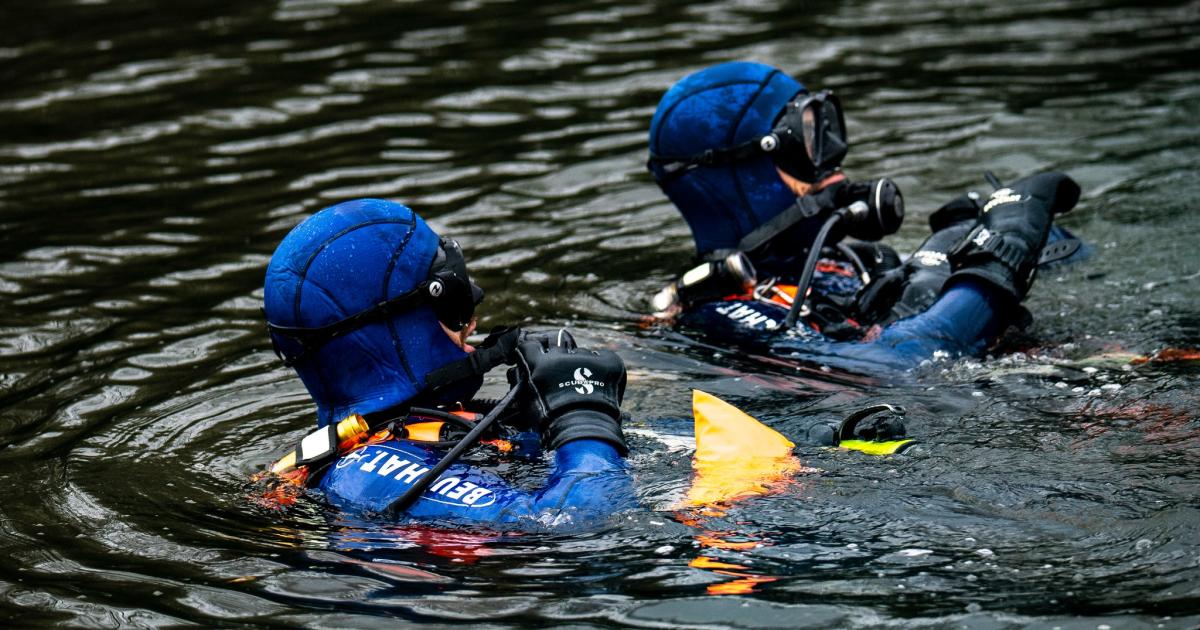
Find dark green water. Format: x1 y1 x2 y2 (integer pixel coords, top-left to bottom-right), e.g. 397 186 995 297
1 0 1199 627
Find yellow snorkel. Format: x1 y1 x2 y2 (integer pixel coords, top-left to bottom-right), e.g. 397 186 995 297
833 404 918 456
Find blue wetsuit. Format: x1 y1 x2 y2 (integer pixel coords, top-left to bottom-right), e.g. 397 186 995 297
679 221 1086 374
318 437 635 527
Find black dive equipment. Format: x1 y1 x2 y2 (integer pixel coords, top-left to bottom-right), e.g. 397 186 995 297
799 403 917 455
648 90 849 186
838 178 905 242
836 404 918 454
266 237 484 367
980 170 1082 267
769 90 848 184
838 404 907 443
731 176 904 258
385 407 491 449
652 252 757 314
778 179 906 331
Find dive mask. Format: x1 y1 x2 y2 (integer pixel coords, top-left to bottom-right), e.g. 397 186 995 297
648 89 849 185
427 237 485 331
765 90 848 184
267 237 484 367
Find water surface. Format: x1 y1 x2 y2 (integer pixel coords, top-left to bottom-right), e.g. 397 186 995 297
1 0 1199 626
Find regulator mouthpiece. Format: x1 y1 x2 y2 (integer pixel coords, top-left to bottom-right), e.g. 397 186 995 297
840 178 904 242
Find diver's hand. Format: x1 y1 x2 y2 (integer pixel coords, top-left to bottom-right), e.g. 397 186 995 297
856 193 982 325
948 172 1080 302
509 329 628 454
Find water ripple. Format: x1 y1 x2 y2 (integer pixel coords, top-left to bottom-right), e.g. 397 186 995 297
0 0 1197 625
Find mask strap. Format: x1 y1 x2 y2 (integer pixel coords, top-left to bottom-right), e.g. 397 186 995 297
646 136 769 184
648 90 847 187
267 285 432 367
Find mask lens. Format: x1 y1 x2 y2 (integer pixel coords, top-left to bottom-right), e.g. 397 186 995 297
801 107 817 161
817 98 845 164
444 239 484 307
822 99 843 140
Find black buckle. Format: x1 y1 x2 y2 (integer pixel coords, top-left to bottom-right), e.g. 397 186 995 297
950 225 1029 275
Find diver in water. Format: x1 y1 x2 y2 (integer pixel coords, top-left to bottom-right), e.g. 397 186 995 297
646 61 1082 374
261 198 635 526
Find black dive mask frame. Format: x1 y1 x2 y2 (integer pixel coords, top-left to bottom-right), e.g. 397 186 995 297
648 89 849 185
266 237 484 367
770 90 848 184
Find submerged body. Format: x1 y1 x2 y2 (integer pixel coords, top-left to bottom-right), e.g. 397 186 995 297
319 437 634 526
681 280 1002 374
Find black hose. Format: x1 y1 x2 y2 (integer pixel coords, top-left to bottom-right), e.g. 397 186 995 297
984 170 1003 190
835 242 870 285
780 210 847 331
384 382 523 517
406 407 478 432
393 407 497 448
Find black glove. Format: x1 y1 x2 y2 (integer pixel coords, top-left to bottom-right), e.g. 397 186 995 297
856 193 980 325
509 329 628 455
947 172 1081 303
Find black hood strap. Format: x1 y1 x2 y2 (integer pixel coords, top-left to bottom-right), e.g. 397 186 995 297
735 194 824 254
733 179 848 255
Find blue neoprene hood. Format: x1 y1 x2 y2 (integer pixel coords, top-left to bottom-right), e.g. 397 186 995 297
264 199 469 427
649 61 817 260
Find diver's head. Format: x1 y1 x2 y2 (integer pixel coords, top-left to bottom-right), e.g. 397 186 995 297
263 199 484 427
647 62 849 270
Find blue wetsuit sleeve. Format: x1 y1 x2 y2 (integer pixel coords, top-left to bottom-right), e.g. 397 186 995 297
318 438 634 528
768 279 1005 371
768 278 1003 372
682 278 1007 373
522 438 637 518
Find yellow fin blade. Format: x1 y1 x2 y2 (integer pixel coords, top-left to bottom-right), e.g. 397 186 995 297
685 390 800 507
692 389 794 461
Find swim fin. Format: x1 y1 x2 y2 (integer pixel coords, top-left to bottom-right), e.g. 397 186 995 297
685 390 801 507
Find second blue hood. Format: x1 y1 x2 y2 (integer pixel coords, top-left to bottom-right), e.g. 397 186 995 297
649 61 826 265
